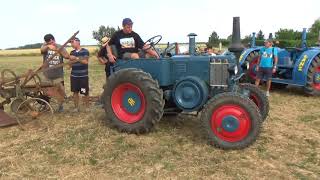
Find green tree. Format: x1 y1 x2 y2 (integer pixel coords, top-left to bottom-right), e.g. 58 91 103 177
206 31 220 48
256 30 264 40
275 29 301 40
92 25 119 44
308 18 320 42
227 34 233 41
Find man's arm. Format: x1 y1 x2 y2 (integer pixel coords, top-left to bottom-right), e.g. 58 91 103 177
145 48 160 59
60 48 72 59
273 56 278 68
106 45 116 63
272 48 278 73
77 56 89 64
137 33 159 59
78 49 89 64
97 47 108 64
40 43 48 54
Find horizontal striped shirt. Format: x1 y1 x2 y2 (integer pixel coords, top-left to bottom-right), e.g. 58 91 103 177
70 48 89 77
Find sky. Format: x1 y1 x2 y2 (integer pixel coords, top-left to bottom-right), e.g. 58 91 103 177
0 0 319 49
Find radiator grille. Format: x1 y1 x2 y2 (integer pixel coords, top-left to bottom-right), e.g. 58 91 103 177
210 59 229 87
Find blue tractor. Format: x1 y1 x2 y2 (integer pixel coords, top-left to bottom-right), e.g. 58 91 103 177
102 17 269 149
239 29 320 95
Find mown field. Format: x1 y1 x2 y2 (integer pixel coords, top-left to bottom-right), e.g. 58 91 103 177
0 56 319 179
0 46 100 57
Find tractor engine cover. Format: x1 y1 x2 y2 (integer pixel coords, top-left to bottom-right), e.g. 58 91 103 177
172 76 208 112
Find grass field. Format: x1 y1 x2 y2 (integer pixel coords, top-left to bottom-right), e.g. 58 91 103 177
0 46 100 57
0 56 320 179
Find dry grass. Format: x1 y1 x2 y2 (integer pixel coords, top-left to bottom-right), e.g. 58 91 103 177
0 46 99 57
0 56 320 179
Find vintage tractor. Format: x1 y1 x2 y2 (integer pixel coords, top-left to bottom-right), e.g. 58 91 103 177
239 29 320 96
102 17 269 149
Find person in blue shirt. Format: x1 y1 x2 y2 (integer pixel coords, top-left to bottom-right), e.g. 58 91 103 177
69 37 90 112
255 39 278 97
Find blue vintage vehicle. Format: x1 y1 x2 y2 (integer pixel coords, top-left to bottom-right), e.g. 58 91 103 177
102 17 269 149
239 29 320 95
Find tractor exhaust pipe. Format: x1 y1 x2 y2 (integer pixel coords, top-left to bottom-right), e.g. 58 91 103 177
0 109 17 127
228 17 244 61
251 32 256 47
188 33 197 55
301 28 307 49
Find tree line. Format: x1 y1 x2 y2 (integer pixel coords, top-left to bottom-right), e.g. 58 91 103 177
207 18 320 48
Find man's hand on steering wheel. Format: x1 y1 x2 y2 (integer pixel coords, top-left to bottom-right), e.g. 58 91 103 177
143 35 162 58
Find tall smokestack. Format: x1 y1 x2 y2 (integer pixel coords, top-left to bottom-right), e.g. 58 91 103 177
188 33 197 55
228 17 244 60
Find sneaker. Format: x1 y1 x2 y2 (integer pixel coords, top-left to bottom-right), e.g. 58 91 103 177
71 107 80 113
57 105 64 113
266 91 270 97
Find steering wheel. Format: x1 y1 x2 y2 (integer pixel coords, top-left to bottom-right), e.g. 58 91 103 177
143 35 162 51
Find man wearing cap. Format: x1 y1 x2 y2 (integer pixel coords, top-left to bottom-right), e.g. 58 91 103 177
107 18 159 61
97 36 113 80
255 39 278 97
40 34 76 112
69 37 90 112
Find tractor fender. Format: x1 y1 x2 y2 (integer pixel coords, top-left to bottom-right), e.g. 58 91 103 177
239 47 261 65
292 50 320 86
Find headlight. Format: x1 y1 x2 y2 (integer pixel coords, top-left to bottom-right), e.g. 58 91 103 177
228 64 238 75
241 61 250 71
234 65 238 75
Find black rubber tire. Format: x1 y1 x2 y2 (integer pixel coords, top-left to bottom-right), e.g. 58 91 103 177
200 93 262 150
304 55 320 96
240 83 269 121
103 68 165 134
243 51 260 83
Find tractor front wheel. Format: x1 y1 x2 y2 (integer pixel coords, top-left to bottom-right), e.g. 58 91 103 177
103 68 165 133
240 83 269 121
304 55 320 96
200 93 262 149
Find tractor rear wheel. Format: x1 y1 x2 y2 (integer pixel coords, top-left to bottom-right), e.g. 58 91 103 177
240 83 269 121
244 51 260 83
200 93 262 149
304 55 320 96
103 68 165 133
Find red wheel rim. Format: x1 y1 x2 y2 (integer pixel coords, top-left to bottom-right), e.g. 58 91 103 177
210 104 251 142
248 57 259 80
249 94 261 109
312 66 320 90
111 83 146 123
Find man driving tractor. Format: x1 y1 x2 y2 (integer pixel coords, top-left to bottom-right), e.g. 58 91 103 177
106 18 160 61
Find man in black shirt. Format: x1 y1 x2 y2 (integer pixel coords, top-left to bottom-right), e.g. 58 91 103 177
107 18 159 61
